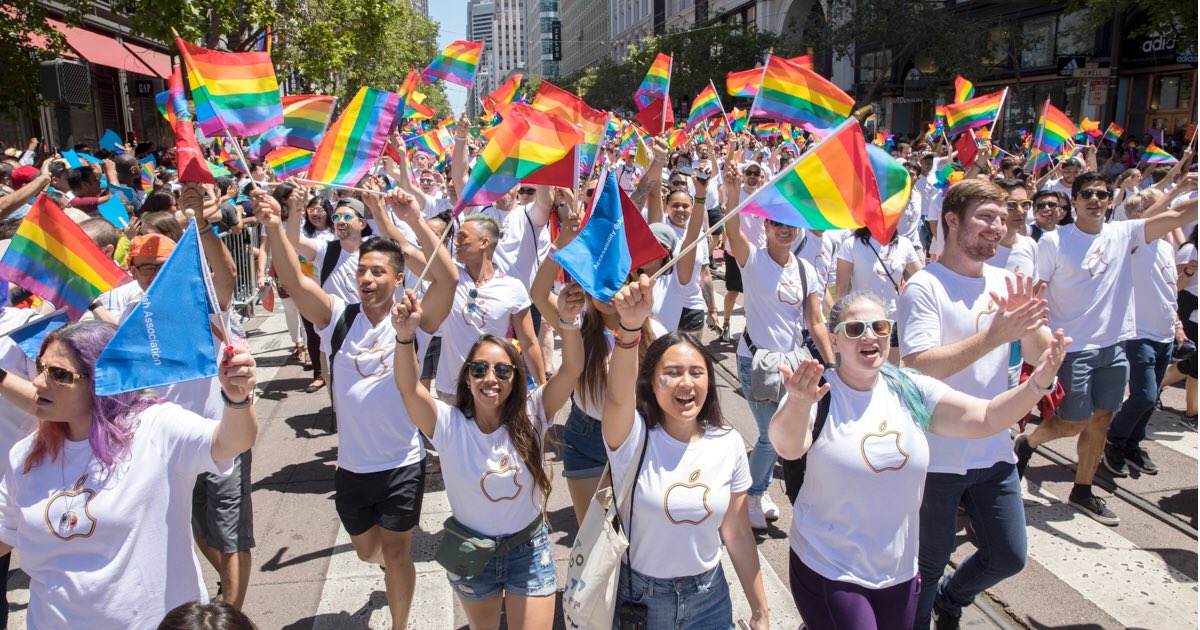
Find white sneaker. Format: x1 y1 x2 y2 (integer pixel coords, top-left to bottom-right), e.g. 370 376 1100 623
761 493 781 521
747 495 768 530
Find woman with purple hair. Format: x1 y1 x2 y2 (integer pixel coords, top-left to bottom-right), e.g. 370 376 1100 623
0 321 258 629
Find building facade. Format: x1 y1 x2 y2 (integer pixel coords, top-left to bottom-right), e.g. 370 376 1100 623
525 0 562 79
467 0 496 118
558 0 610 77
491 0 527 92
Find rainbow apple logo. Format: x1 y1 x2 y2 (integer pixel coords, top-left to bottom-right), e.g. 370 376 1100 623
859 420 909 473
480 455 523 502
664 469 713 525
43 474 97 541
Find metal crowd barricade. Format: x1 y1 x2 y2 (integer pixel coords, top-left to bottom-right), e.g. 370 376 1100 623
220 227 261 315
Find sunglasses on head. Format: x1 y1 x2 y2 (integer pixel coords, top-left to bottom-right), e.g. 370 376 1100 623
1006 200 1034 211
36 357 87 385
1077 189 1112 201
832 319 895 339
1034 201 1059 210
466 360 516 381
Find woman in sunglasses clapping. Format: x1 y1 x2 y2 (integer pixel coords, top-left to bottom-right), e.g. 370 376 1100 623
389 282 587 630
768 291 1068 629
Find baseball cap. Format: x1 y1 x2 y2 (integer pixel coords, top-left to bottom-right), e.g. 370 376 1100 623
12 166 39 189
334 197 367 217
649 223 678 255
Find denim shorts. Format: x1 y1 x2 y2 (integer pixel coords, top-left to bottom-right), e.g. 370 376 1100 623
1057 344 1130 421
447 522 557 600
561 403 608 479
615 562 734 630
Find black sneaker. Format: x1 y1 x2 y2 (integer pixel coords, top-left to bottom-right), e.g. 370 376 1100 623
1125 447 1159 475
1183 415 1198 431
1068 492 1120 526
932 600 961 630
1101 442 1128 477
1013 434 1035 479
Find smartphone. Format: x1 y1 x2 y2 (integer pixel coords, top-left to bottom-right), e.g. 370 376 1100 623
678 165 694 176
618 602 648 630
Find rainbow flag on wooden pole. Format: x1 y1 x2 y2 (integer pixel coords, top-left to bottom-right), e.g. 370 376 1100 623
1141 143 1179 164
1102 122 1124 145
635 53 672 117
749 54 854 137
1031 99 1079 154
686 80 725 131
174 33 283 138
942 90 1005 136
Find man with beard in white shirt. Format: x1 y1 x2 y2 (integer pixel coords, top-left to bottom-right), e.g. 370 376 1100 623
1017 171 1199 525
900 179 1052 629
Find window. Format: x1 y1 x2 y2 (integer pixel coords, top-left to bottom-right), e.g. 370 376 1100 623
1020 16 1056 68
1151 74 1193 111
1056 10 1093 57
860 49 892 84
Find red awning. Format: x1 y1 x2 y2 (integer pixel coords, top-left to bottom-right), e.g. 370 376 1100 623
42 19 171 79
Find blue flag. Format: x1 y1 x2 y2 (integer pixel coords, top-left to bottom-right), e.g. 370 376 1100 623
60 149 82 168
94 220 221 395
550 167 667 303
100 129 125 153
97 196 130 229
9 309 70 361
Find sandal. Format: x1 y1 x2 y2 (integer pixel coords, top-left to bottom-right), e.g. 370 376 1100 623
301 350 312 369
304 378 325 394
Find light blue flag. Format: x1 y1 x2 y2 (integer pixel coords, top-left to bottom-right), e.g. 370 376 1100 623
97 196 130 229
110 183 137 206
100 129 124 153
60 149 82 168
94 220 221 395
9 309 70 361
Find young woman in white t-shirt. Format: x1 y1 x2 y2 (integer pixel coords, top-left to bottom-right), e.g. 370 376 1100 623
835 227 923 364
603 275 769 630
769 291 1067 630
0 322 258 629
389 284 586 630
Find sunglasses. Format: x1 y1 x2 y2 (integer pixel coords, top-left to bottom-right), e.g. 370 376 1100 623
1034 201 1059 210
466 360 516 381
132 262 163 276
1077 189 1112 201
745 171 762 177
669 180 688 188
517 187 535 195
832 319 895 339
1006 200 1034 211
35 357 87 385
419 179 435 185
331 212 359 222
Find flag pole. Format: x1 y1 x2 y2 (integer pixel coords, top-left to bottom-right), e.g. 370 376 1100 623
1030 98 1050 172
649 118 857 282
989 87 1009 139
415 220 456 284
223 132 256 184
747 53 772 122
713 79 732 132
662 54 672 136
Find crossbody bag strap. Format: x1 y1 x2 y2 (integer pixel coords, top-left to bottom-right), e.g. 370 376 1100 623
869 240 902 294
621 423 650 594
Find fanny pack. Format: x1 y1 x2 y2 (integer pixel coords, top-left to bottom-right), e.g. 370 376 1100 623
434 515 545 579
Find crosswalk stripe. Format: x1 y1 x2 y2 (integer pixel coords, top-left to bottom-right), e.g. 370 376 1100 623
1022 483 1197 627
1143 414 1197 460
721 547 803 628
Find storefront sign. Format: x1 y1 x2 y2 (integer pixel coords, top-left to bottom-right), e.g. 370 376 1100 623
1072 67 1111 78
1088 81 1108 105
1057 56 1087 77
1140 31 1177 54
135 80 154 97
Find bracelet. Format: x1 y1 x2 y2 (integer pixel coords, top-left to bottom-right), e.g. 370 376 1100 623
618 321 643 333
1028 376 1057 395
558 317 582 330
221 390 253 409
87 300 102 312
395 336 416 345
614 333 642 349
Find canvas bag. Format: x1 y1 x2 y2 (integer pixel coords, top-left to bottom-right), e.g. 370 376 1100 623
562 427 648 629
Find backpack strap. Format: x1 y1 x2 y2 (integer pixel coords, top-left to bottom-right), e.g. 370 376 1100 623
318 242 343 289
330 302 362 361
782 386 831 505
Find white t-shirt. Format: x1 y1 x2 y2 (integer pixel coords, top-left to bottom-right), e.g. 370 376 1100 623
793 230 840 300
317 296 425 472
0 308 39 477
423 196 452 219
435 268 532 394
651 268 684 334
1178 244 1198 299
492 205 550 290
899 263 1018 474
608 413 750 579
313 240 361 306
662 218 708 310
836 236 919 318
0 403 231 629
1041 178 1072 198
431 388 550 537
789 370 949 589
991 235 1039 281
736 247 818 359
1036 220 1145 352
1131 239 1179 342
93 280 141 315
897 194 923 253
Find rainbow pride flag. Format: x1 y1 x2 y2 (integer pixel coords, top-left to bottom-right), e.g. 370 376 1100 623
247 95 337 159
1032 100 1078 154
139 156 157 191
1142 143 1178 164
726 55 816 98
942 90 1005 136
454 104 583 214
175 37 283 138
484 73 523 114
729 107 748 132
398 68 436 120
738 120 884 239
0 195 131 318
686 81 724 130
155 64 191 126
214 136 235 164
953 75 975 103
411 126 453 163
423 40 484 87
1102 122 1124 145
531 81 608 177
865 144 911 243
265 147 314 179
307 87 402 187
750 54 853 137
635 53 671 110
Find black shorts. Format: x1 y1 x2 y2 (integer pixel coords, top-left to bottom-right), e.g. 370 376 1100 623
724 258 744 293
421 336 442 382
679 307 705 333
706 206 724 235
335 460 426 536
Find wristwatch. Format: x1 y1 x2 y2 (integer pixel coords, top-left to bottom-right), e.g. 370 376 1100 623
1029 376 1056 395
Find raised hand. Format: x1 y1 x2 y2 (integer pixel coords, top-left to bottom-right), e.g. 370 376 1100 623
986 275 1048 345
219 345 257 403
390 289 422 340
778 358 829 404
1030 328 1070 392
558 282 586 325
250 188 282 227
611 274 655 330
386 188 421 223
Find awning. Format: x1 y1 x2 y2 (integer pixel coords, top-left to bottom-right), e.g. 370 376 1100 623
43 19 171 79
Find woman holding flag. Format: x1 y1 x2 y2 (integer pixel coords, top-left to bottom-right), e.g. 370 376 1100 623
0 321 258 629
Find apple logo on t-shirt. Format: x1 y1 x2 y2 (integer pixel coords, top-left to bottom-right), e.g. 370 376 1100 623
664 469 713 525
462 300 490 331
860 420 909 473
1085 250 1109 278
45 473 97 541
777 276 803 305
975 299 998 334
352 342 391 379
481 455 523 502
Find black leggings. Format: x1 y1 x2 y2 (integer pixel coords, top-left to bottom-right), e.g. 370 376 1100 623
302 316 322 380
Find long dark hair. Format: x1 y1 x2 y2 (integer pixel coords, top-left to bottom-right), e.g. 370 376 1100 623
577 302 653 413
303 197 334 238
635 332 725 432
854 225 898 246
454 335 552 509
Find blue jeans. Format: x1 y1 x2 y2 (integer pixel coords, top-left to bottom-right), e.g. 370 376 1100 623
446 522 557 600
737 354 782 497
915 461 1027 629
561 403 608 480
1108 338 1174 451
614 563 734 630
